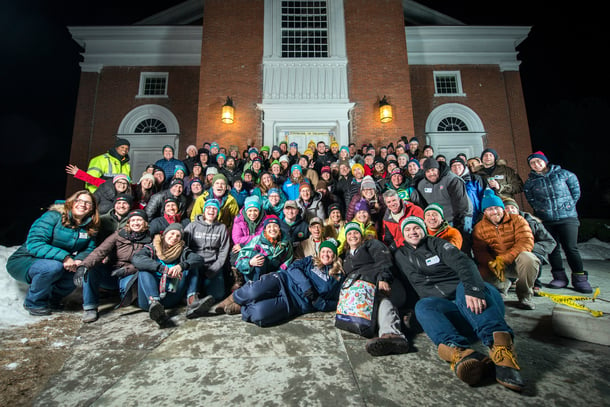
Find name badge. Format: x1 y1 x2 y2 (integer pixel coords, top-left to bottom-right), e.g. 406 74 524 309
425 255 440 266
79 232 88 239
495 175 505 180
424 188 433 193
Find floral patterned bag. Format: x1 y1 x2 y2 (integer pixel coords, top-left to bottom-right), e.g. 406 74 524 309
335 275 378 338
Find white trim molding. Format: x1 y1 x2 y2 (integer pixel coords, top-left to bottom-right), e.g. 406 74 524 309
118 104 180 134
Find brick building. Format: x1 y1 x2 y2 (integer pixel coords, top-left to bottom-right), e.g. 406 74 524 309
67 0 531 195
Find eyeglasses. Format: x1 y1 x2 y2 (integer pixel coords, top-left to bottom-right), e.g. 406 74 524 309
75 199 93 208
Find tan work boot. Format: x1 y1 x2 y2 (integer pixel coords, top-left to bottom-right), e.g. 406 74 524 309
438 343 490 385
489 332 525 392
214 293 235 314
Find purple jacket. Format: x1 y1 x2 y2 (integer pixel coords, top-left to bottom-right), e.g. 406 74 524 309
231 208 269 246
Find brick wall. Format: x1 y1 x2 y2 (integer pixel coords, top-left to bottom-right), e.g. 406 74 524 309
197 0 264 152
344 0 414 149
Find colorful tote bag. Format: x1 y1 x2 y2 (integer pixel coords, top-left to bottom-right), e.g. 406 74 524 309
335 276 378 338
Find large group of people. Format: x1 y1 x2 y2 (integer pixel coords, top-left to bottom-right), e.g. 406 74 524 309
7 135 594 392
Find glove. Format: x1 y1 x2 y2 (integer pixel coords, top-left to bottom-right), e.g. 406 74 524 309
303 288 319 303
111 267 128 278
488 256 506 281
73 266 88 288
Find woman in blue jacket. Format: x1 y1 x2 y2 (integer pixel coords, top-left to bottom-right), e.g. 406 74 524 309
215 239 344 326
7 190 100 315
523 151 591 293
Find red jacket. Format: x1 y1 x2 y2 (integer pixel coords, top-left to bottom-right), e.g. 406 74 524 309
382 201 424 250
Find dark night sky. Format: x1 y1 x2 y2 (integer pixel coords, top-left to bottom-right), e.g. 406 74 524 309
1 0 608 245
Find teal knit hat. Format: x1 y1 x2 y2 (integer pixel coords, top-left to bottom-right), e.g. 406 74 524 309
481 189 505 211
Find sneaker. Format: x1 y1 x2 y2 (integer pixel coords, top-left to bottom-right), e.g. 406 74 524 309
24 305 51 316
365 333 410 357
517 297 536 310
186 295 215 319
82 309 98 323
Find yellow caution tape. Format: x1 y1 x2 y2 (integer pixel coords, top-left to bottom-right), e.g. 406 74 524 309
538 287 603 317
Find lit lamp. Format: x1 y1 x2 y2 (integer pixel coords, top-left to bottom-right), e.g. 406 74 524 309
379 95 393 123
221 97 234 124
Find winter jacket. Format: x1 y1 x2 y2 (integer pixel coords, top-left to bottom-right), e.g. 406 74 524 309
413 162 472 230
521 211 556 263
93 181 122 215
523 164 581 222
7 204 97 283
336 219 377 255
131 241 204 275
86 150 131 192
154 157 184 182
472 212 534 281
382 202 425 252
342 239 393 285
184 217 230 278
296 191 326 223
231 209 269 247
459 170 485 222
189 189 240 228
230 187 249 208
279 215 310 245
394 236 486 300
477 163 524 199
97 210 130 244
427 221 463 249
235 233 294 281
81 229 152 275
148 216 190 237
146 190 188 221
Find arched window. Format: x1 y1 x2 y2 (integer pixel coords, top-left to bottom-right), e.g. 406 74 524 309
437 116 468 132
134 118 167 133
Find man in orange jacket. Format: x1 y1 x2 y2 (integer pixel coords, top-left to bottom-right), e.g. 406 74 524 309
423 203 463 249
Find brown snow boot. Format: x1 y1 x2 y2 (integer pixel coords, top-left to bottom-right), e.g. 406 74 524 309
489 332 524 392
438 343 491 385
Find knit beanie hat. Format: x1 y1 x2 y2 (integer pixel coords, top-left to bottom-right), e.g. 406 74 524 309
216 153 226 161
260 146 270 153
263 215 281 228
174 165 186 175
481 189 505 211
407 158 420 168
291 164 302 174
210 142 219 150
319 238 339 256
212 173 228 185
164 197 179 207
354 199 369 213
115 138 130 148
113 174 130 184
344 222 362 236
449 157 466 168
189 178 203 188
206 167 218 176
279 155 289 163
351 163 364 175
409 137 419 145
268 188 281 197
424 203 445 219
423 158 439 171
527 151 548 164
139 173 155 183
481 148 498 162
401 216 426 234
244 196 261 211
289 141 298 148
502 197 520 210
162 144 174 153
360 175 376 190
328 203 341 215
204 198 221 211
126 209 148 222
169 178 184 188
114 193 133 206
299 182 311 192
164 222 183 235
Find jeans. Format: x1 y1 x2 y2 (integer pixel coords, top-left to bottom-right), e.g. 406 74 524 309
82 264 134 311
415 282 512 347
137 269 199 310
544 219 584 274
25 259 76 309
197 265 226 302
233 273 292 326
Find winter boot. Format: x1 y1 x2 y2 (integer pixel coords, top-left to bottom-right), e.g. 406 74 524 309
149 300 170 327
365 334 410 357
548 271 568 289
489 332 524 392
214 293 235 314
438 343 491 385
230 267 244 292
186 294 215 319
82 309 98 323
571 273 593 293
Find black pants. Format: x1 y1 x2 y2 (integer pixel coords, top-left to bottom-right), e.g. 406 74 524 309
544 219 584 274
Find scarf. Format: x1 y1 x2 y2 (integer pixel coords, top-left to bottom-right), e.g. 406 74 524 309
245 211 264 235
153 234 185 298
164 213 182 225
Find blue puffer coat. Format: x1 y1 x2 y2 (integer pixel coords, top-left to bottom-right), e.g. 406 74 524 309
7 204 97 283
524 164 581 222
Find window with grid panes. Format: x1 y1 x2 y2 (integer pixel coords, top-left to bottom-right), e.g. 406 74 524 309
437 117 468 132
134 118 167 133
433 71 464 96
281 1 329 58
138 73 168 97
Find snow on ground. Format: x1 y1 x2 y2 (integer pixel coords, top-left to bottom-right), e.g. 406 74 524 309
1 240 609 330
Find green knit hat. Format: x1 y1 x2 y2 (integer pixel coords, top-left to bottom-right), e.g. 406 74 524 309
344 222 362 236
401 216 426 234
424 203 444 219
319 238 338 256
